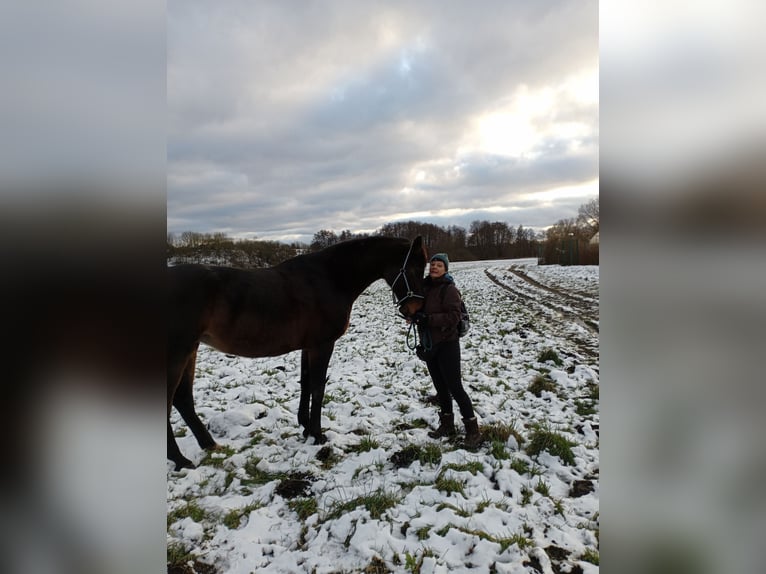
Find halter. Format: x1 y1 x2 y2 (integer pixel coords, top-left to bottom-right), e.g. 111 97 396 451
390 239 425 308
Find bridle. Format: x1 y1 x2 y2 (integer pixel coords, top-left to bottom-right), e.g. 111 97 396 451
390 239 425 309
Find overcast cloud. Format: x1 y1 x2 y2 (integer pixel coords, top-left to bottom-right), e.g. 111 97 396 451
167 0 598 243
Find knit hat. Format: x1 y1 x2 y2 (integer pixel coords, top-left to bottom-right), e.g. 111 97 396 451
429 253 449 271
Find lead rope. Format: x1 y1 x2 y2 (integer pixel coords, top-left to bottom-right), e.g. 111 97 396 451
405 320 432 352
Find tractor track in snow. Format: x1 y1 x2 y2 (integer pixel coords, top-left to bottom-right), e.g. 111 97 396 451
484 267 599 362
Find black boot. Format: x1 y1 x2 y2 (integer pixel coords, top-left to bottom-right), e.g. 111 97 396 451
428 412 456 439
463 417 483 449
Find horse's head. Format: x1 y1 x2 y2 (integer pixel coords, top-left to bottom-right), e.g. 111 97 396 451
390 236 427 317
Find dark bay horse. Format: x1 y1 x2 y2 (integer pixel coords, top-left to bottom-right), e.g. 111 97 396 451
168 236 427 469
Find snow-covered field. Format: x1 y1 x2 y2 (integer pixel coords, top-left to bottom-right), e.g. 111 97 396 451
168 258 600 573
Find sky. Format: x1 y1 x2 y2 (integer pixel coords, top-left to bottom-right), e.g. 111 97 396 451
167 1 598 244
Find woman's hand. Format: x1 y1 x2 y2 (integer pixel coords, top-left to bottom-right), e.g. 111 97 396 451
410 312 429 326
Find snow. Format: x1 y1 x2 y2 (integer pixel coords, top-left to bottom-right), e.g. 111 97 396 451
168 258 599 572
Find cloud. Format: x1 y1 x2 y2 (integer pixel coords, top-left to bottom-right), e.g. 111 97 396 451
168 0 598 243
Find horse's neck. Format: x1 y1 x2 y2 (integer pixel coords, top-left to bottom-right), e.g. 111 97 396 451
330 238 404 301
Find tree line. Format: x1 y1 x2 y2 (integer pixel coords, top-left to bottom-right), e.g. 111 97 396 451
168 198 598 267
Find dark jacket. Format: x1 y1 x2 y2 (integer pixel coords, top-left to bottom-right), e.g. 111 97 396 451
418 274 463 346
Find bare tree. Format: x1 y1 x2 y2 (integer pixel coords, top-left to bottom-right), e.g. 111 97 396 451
310 229 339 251
577 198 599 237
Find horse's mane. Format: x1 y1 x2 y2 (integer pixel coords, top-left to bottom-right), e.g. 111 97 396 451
279 236 408 269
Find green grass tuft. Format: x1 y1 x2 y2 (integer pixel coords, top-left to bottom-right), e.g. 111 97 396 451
533 478 550 496
222 502 263 529
581 548 600 565
526 426 577 466
482 421 524 446
324 489 401 521
441 461 484 475
348 435 380 453
527 374 557 397
167 542 194 570
288 497 318 521
434 474 465 495
167 500 207 528
510 457 531 475
537 348 563 366
490 440 510 460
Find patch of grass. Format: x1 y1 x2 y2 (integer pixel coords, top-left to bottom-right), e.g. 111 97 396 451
510 457 531 475
288 497 318 521
533 478 550 497
348 436 380 454
167 542 194 571
436 501 471 518
222 502 263 529
247 432 264 446
526 425 576 466
200 445 236 468
527 374 557 398
420 443 443 465
577 511 600 547
586 380 599 400
575 399 597 416
520 485 533 506
452 526 532 552
167 500 207 528
242 456 283 486
490 440 510 460
403 548 437 574
482 421 524 446
316 446 343 469
537 348 563 366
322 392 337 406
324 489 401 521
393 418 430 432
363 556 392 574
416 526 430 540
434 474 465 495
390 443 442 468
581 548 599 565
441 461 484 476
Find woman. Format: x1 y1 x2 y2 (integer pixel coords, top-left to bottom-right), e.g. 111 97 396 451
410 253 482 448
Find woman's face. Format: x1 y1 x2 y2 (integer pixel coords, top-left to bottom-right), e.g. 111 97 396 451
429 260 447 278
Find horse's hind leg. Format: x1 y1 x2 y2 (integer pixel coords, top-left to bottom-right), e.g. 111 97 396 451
173 347 219 451
168 350 195 470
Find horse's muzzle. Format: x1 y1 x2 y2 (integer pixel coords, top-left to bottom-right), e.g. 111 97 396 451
399 298 424 318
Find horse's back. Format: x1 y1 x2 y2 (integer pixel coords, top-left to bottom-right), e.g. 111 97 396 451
168 263 334 358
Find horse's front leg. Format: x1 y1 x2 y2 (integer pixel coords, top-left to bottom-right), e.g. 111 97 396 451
304 342 335 444
298 350 311 435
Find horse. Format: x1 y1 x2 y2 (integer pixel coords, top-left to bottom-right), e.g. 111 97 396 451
168 235 427 469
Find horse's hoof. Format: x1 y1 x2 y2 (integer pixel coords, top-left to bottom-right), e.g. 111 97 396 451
314 433 328 445
303 428 310 438
173 458 195 471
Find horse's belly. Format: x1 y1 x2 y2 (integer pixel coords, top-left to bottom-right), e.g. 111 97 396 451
201 333 299 358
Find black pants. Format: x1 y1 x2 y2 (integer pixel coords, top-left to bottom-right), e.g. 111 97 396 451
424 339 475 420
